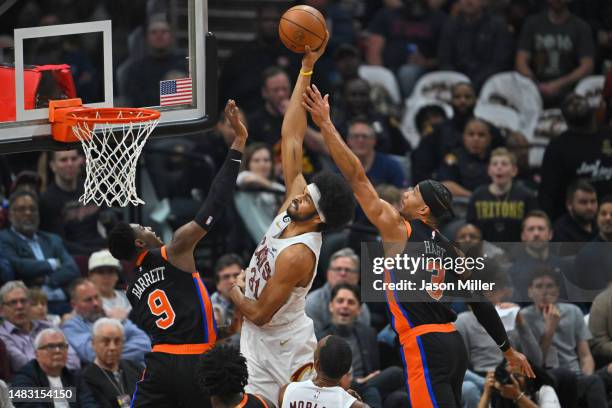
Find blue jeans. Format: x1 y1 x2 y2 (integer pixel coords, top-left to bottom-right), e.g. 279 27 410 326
462 370 485 408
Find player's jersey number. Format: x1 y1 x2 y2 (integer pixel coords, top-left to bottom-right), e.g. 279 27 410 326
425 261 446 301
147 289 176 329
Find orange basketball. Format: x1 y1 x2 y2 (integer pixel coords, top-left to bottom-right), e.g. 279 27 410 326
278 5 327 54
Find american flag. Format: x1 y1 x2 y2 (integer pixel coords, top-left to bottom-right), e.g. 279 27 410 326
159 78 193 106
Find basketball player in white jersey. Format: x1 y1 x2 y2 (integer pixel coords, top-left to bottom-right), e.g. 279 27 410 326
279 335 369 408
228 36 356 402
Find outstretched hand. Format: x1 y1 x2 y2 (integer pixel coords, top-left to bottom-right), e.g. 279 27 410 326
302 30 329 70
224 99 247 141
503 347 536 378
302 85 331 128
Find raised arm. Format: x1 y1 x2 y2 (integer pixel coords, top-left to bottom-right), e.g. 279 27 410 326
302 86 405 241
166 100 248 271
279 35 329 214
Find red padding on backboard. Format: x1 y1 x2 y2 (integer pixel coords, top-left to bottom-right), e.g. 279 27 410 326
0 64 76 122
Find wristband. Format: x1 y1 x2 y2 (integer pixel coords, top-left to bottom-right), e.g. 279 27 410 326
513 391 525 403
300 69 313 76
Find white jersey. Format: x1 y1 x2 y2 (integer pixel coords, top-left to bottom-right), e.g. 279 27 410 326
244 211 321 328
281 380 356 408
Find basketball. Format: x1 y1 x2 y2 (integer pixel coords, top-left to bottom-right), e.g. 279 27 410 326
279 5 327 54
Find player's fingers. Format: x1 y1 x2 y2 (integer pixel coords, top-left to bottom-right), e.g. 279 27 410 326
324 94 330 105
312 84 322 97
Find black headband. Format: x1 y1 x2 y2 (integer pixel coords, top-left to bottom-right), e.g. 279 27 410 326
418 180 454 219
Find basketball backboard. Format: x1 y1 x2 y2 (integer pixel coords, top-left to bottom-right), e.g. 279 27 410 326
0 0 217 154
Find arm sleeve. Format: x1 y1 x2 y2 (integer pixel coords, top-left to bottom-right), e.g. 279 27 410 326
0 236 53 279
76 374 102 408
576 20 595 59
468 300 511 351
588 293 612 357
194 149 242 230
0 333 30 372
517 17 536 53
65 344 82 371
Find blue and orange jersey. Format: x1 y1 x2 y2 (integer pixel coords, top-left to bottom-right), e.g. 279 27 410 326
126 246 217 347
384 219 469 328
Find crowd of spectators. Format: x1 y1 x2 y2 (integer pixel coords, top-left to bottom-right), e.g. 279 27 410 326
1 0 612 407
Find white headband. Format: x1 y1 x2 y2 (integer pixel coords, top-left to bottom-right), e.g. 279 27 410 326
306 183 326 223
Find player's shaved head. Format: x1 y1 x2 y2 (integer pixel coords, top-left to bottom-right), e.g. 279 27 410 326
315 335 352 380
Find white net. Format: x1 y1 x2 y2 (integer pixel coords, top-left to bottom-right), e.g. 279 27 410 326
71 111 159 207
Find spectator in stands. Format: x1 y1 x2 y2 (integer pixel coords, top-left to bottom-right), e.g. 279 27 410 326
414 104 448 141
218 6 299 113
237 143 285 218
88 250 131 321
539 93 612 221
82 318 142 408
520 268 608 408
29 288 61 327
39 150 107 255
332 78 408 155
438 118 493 198
346 117 406 189
508 211 570 302
412 82 479 182
62 278 150 365
573 195 612 292
553 180 598 255
0 281 79 373
478 362 560 408
589 282 612 367
438 0 513 90
331 44 400 118
306 248 371 335
0 245 13 285
466 148 538 242
0 189 79 314
122 15 188 107
211 254 242 330
11 328 99 408
318 284 408 408
247 67 326 176
366 0 447 96
515 0 594 107
454 223 509 269
456 271 544 408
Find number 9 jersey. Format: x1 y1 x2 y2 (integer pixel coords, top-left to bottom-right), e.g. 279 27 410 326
126 246 217 347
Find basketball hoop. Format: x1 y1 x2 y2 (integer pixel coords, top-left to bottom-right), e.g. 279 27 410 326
49 98 160 207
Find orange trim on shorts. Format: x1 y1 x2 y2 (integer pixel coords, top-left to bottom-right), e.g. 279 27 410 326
160 245 168 261
192 272 217 343
151 343 213 355
384 268 456 408
135 251 148 267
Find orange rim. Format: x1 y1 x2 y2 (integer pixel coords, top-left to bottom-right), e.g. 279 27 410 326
67 107 160 124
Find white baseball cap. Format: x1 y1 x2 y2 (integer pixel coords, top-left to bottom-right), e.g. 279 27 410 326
88 249 122 272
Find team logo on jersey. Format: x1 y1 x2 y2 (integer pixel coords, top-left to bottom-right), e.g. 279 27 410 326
313 390 320 399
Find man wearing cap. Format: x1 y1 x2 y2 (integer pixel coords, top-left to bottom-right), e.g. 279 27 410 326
88 250 131 321
303 84 534 408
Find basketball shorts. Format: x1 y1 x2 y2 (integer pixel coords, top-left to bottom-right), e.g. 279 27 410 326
131 352 211 408
240 317 317 402
398 329 468 408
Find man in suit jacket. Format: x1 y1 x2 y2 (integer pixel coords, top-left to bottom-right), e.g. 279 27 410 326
82 318 142 408
11 327 99 408
317 283 408 408
0 189 79 314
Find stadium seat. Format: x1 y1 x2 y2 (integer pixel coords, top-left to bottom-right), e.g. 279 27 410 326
474 102 521 133
575 75 605 108
478 71 542 140
409 71 470 105
358 65 402 104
